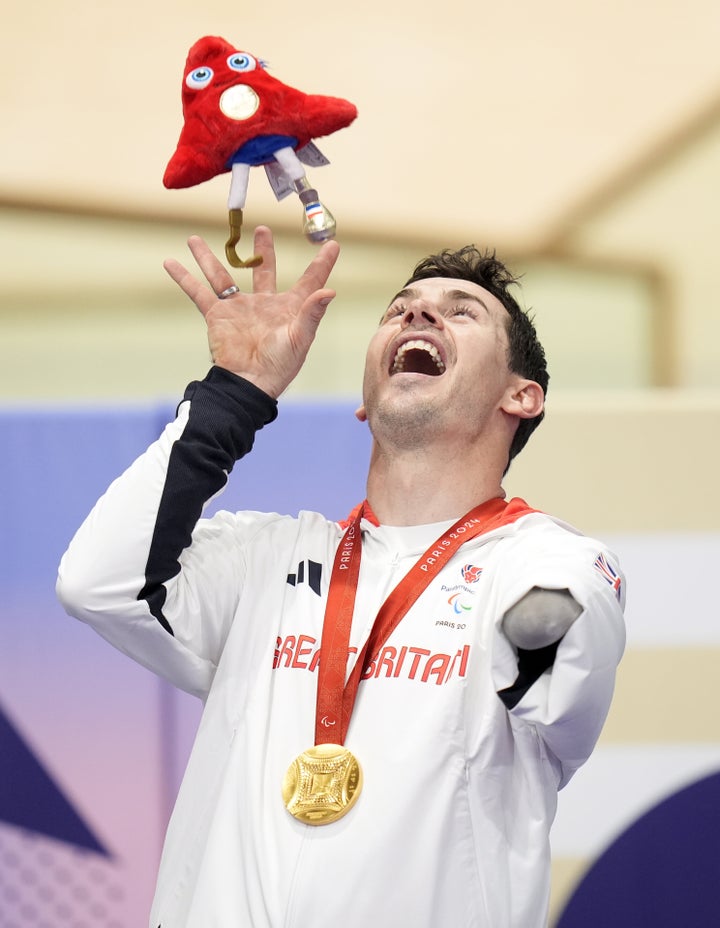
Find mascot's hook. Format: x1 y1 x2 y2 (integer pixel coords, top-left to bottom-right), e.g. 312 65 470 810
225 209 263 268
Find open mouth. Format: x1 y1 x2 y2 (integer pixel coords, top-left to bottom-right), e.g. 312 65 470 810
390 339 446 376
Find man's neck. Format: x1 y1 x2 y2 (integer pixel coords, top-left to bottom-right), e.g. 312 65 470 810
364 440 506 526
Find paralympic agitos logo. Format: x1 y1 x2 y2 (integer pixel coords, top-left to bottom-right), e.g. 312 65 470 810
448 593 472 615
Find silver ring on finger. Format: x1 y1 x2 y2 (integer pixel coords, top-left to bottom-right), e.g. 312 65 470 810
217 285 241 299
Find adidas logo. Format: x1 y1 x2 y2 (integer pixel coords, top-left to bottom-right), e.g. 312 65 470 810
286 559 322 597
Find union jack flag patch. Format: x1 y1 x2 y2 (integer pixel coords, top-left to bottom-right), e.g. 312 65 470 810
593 552 622 600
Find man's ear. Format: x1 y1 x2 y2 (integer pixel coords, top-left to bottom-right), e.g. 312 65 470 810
355 404 367 422
502 379 544 419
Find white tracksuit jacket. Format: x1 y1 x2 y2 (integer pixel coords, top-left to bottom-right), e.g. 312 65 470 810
57 367 626 928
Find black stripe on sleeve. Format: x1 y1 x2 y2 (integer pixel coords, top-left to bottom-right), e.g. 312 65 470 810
496 640 561 711
138 367 278 634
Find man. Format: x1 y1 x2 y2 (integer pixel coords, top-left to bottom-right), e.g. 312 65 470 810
57 227 625 928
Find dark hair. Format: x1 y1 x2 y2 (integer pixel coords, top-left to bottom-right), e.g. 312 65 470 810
405 245 548 467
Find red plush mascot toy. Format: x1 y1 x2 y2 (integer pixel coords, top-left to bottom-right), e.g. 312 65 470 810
164 35 358 267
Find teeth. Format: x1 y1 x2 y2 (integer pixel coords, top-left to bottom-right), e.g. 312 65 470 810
391 339 446 374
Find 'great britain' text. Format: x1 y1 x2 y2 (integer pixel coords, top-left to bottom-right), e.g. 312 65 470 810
273 635 470 686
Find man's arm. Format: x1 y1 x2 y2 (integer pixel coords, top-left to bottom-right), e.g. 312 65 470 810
57 228 340 696
489 524 626 786
501 587 583 650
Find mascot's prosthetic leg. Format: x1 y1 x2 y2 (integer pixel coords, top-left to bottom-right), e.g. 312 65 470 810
226 147 338 268
164 36 357 267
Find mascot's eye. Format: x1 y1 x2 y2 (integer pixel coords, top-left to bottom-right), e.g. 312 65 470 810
186 67 214 89
227 53 257 73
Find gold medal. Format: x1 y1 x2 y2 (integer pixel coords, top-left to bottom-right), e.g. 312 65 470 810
282 743 363 825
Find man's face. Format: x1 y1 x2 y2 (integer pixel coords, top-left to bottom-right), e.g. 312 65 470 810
359 277 521 445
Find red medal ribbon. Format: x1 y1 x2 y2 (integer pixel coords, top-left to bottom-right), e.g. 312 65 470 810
314 496 536 746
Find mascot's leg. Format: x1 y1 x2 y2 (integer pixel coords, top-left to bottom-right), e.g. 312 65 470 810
272 147 337 244
225 162 262 268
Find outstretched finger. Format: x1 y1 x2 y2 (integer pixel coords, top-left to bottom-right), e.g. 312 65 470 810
163 256 216 316
251 226 277 294
291 239 341 303
299 288 337 330
187 236 238 297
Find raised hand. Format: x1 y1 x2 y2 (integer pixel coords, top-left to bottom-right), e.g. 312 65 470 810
163 226 340 399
